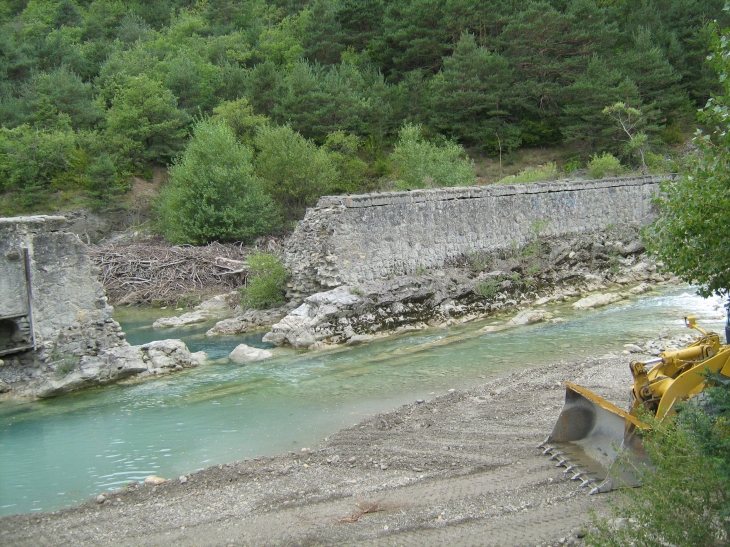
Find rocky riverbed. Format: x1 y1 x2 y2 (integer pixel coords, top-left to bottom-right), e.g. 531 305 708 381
0 347 661 547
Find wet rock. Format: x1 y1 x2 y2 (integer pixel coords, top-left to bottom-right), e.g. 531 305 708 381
144 476 166 486
229 344 273 363
346 334 374 346
142 339 202 373
207 308 288 336
479 325 505 333
195 294 235 312
629 282 653 295
623 344 644 353
32 339 204 398
507 309 553 325
572 293 624 310
153 310 211 328
96 495 106 504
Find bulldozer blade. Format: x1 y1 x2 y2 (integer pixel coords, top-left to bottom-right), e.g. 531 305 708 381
540 383 651 492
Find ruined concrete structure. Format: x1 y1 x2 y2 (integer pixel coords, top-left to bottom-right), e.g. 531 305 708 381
0 216 207 398
284 175 669 299
0 216 124 391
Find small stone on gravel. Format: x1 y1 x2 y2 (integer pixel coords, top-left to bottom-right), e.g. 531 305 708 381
95 495 106 504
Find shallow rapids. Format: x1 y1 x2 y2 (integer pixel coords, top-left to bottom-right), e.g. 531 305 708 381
0 286 725 516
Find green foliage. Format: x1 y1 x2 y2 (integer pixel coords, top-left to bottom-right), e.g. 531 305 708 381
323 130 369 194
474 278 500 298
240 252 289 310
428 33 516 149
0 124 80 207
105 75 190 166
497 163 558 184
602 102 650 169
563 157 583 174
155 119 280 245
0 0 726 215
587 380 730 546
254 124 340 220
466 250 491 271
587 152 623 179
644 27 730 297
211 97 269 145
391 124 475 190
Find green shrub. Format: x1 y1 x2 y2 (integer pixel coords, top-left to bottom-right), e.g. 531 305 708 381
0 124 79 207
391 124 476 190
474 278 500 298
254 124 339 220
660 122 685 145
587 378 730 547
644 151 672 174
497 162 558 184
587 152 623 179
240 252 289 309
156 119 280 244
563 157 583 174
467 250 491 271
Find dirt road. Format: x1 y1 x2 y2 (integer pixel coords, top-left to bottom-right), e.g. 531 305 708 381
0 354 633 546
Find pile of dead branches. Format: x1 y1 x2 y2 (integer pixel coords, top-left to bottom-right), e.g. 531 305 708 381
89 239 279 305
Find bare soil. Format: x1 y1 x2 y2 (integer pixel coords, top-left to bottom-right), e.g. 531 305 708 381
0 354 634 547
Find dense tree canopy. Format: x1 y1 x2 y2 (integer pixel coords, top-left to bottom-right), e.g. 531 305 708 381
0 0 727 239
645 28 730 297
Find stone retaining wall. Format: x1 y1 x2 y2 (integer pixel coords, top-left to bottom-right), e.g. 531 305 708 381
285 175 669 299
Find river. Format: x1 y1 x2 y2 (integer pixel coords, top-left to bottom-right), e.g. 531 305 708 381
0 286 725 516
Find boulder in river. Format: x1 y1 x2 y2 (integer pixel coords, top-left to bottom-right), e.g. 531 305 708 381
153 310 211 328
507 309 553 325
229 344 273 363
572 293 624 310
32 339 207 398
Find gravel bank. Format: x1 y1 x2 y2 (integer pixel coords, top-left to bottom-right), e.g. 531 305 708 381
0 352 637 547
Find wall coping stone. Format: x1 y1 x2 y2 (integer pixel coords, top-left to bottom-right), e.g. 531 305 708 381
316 175 672 209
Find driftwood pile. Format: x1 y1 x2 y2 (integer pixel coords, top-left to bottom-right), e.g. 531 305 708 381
89 240 265 305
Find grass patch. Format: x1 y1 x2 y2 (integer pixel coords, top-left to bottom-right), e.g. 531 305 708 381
496 162 558 184
474 278 500 298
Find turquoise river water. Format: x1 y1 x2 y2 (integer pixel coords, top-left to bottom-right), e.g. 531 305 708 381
0 287 725 517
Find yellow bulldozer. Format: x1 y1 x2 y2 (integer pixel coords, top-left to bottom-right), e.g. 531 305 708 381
540 313 730 494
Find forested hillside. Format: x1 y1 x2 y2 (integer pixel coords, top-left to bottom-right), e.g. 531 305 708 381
0 0 725 240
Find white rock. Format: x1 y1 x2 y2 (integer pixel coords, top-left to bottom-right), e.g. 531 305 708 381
228 344 273 363
153 310 210 328
195 294 232 311
480 325 505 333
190 351 208 365
144 475 166 486
623 344 644 353
629 282 652 295
571 293 623 310
346 334 374 346
507 309 553 325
